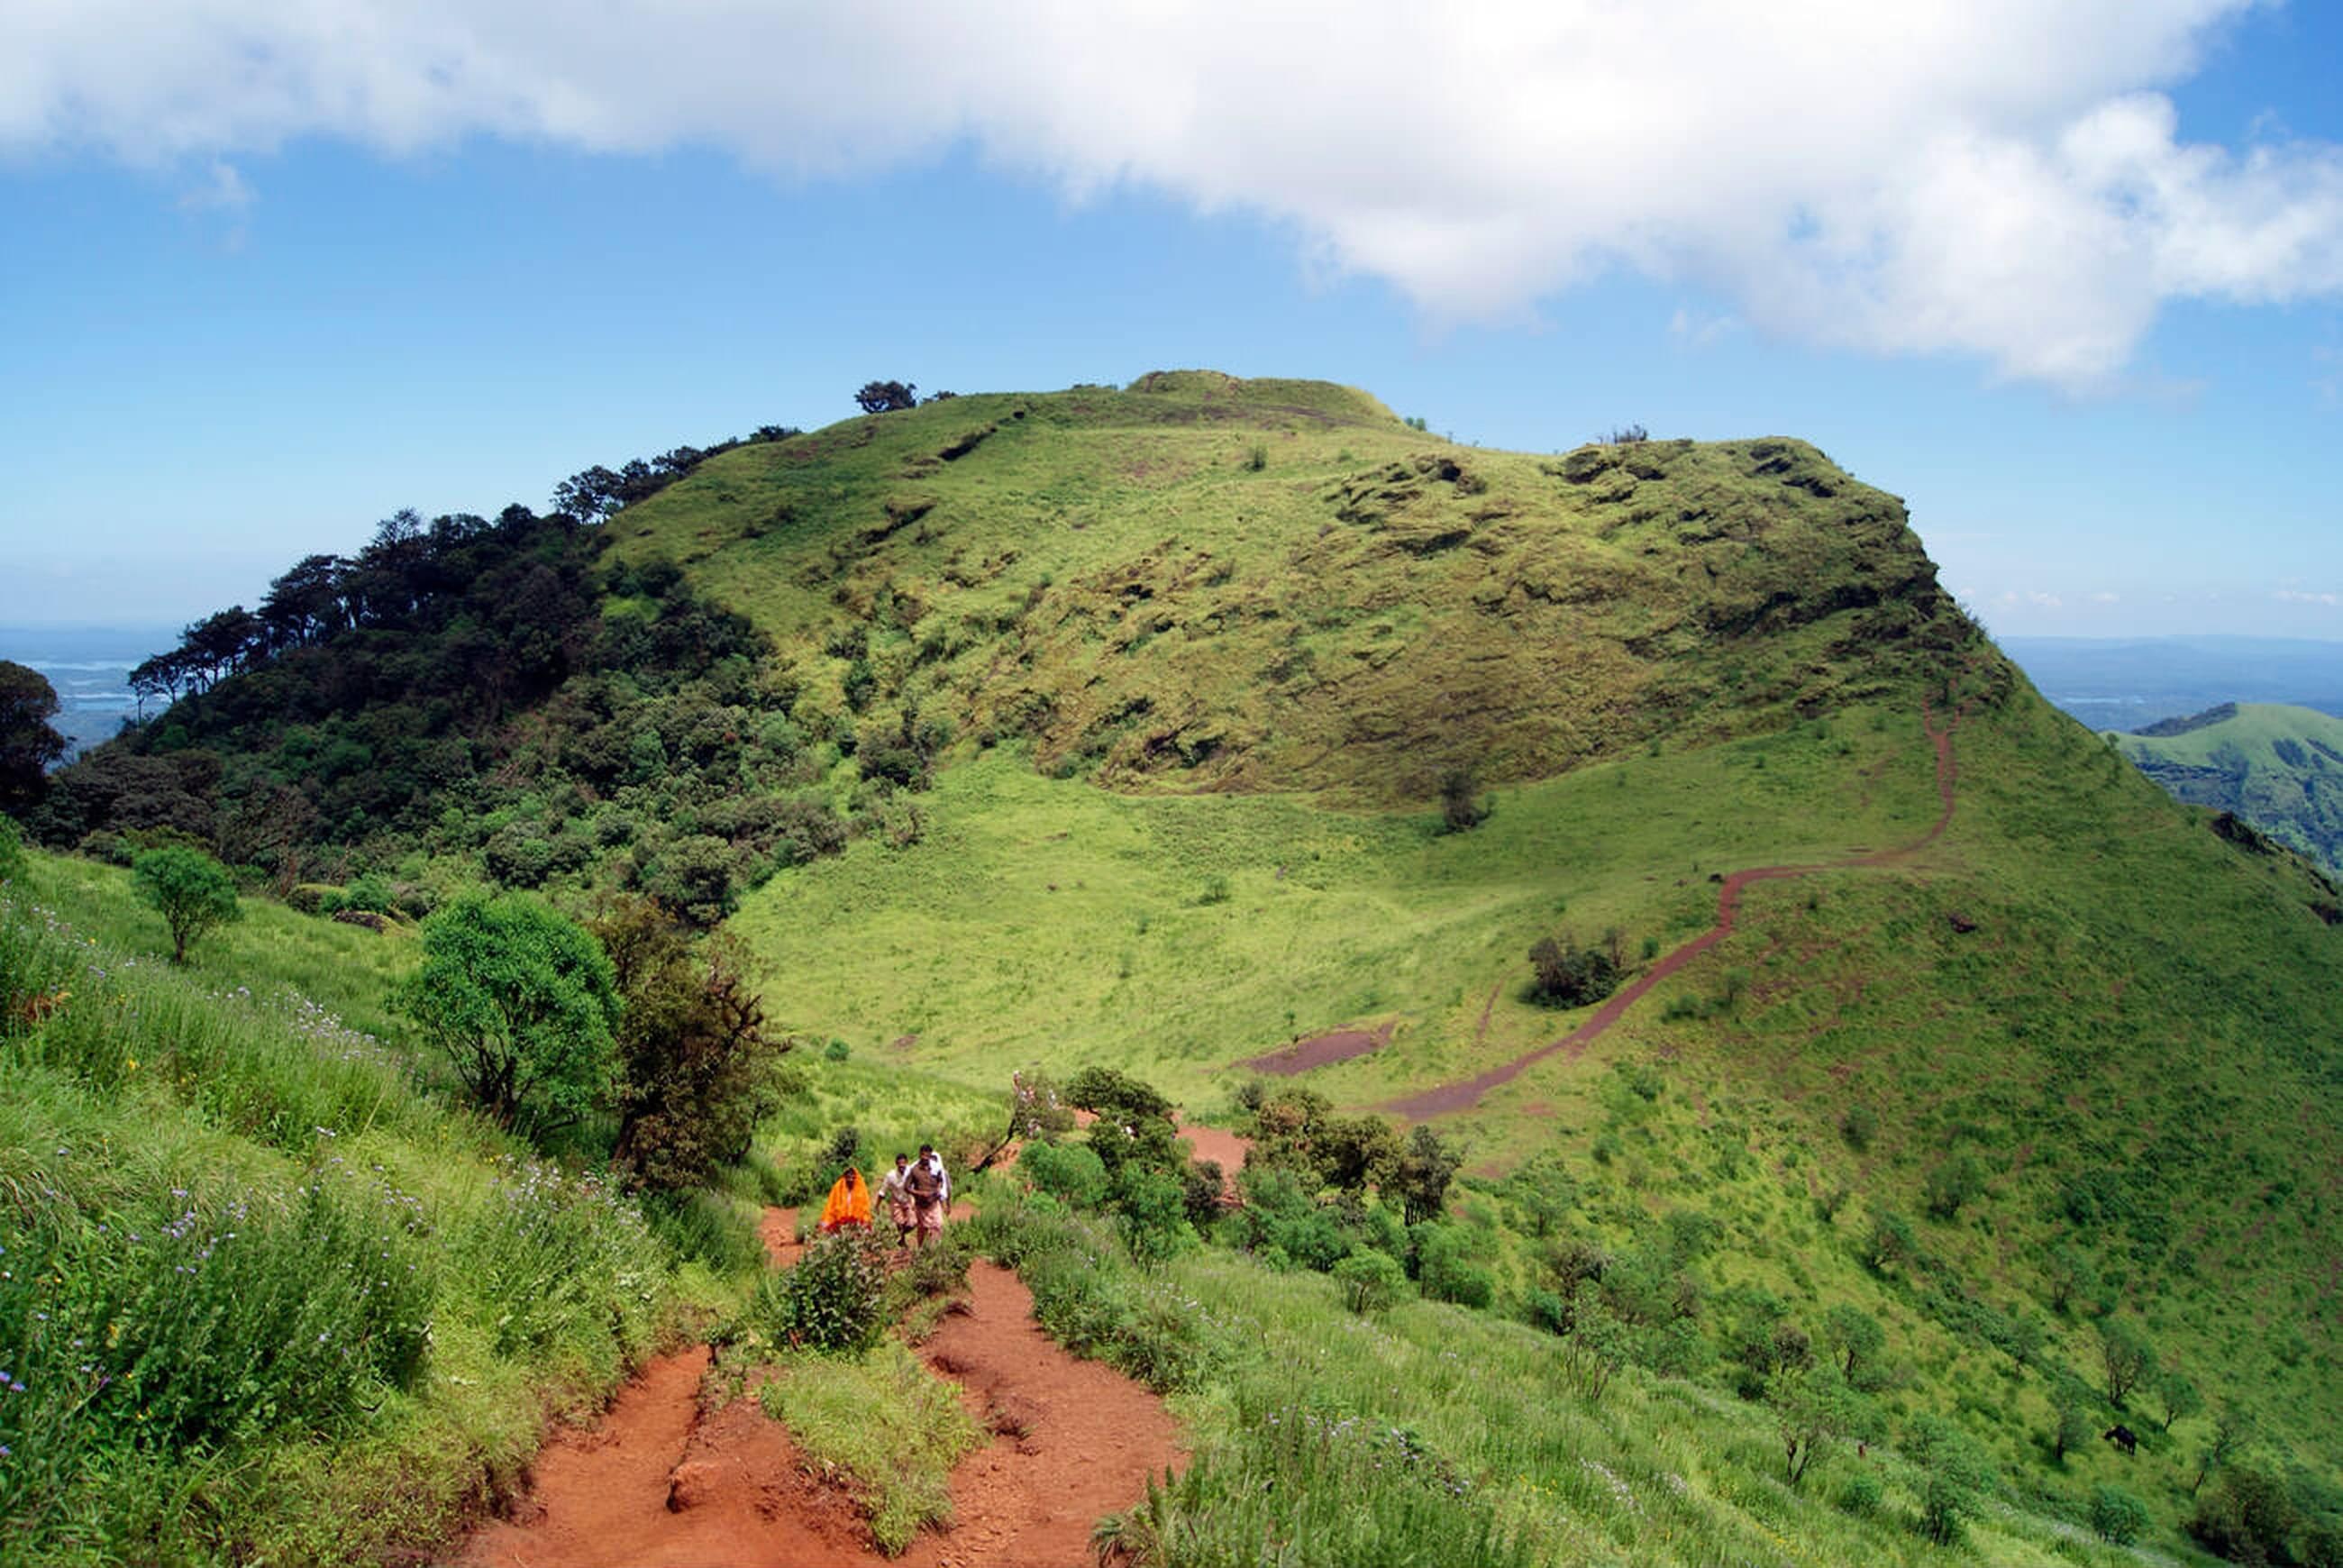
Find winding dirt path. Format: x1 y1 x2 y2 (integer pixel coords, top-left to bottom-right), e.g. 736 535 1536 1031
1389 710 1960 1119
461 1202 1183 1567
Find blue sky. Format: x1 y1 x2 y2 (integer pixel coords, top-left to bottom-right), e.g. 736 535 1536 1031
2 1 2339 640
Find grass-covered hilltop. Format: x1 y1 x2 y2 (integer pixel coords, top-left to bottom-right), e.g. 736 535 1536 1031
2110 702 2343 876
6 372 2340 1567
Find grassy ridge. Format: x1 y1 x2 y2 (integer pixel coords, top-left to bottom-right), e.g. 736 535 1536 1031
608 376 1956 804
2110 701 2343 872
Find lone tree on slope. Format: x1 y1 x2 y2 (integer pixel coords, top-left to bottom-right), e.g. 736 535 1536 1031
132 846 242 964
854 380 917 414
398 893 620 1134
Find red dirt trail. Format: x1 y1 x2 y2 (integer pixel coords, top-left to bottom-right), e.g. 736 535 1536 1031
463 1212 1182 1567
1389 710 1961 1119
892 1262 1183 1568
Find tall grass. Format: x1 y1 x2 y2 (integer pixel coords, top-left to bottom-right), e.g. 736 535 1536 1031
0 871 711 1565
976 1197 2144 1568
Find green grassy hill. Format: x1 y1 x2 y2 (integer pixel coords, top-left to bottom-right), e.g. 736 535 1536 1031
2110 701 2343 873
13 372 2340 1563
606 371 1955 801
617 375 2339 1546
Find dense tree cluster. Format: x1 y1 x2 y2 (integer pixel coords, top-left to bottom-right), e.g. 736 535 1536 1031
34 497 845 922
0 661 68 816
548 425 798 524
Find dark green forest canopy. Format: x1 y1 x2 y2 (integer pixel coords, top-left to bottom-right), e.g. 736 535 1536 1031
34 502 829 923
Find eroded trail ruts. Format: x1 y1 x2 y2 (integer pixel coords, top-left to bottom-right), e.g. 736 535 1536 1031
1390 711 1960 1119
462 1226 1181 1567
460 1344 866 1567
894 1262 1183 1568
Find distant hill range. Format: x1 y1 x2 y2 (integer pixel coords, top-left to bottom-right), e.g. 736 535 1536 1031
2106 701 2343 874
2002 634 2343 730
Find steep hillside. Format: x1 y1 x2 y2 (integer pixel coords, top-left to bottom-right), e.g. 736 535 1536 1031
606 370 1959 802
2110 701 2343 873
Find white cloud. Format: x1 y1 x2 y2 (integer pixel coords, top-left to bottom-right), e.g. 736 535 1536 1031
6 1 2342 387
2274 588 2341 606
1668 306 1738 350
177 158 251 213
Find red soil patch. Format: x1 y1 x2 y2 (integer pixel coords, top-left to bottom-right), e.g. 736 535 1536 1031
1244 1021 1394 1076
464 1213 1182 1566
458 1345 866 1568
1177 1117 1253 1180
894 1263 1184 1568
759 1206 804 1269
1389 709 1962 1119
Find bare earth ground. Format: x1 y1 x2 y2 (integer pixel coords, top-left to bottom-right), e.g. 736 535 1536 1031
463 1197 1187 1567
1242 1021 1395 1076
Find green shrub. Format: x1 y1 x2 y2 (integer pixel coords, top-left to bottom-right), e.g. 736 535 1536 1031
1413 1223 1495 1309
2089 1482 2151 1545
1112 1162 1193 1266
1333 1250 1409 1314
1526 934 1618 1008
132 845 242 964
1906 1413 1994 1545
397 892 619 1134
0 812 24 884
1020 1139 1110 1210
753 1228 891 1352
1838 1468 1883 1516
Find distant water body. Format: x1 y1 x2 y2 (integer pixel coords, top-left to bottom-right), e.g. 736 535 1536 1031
0 625 173 761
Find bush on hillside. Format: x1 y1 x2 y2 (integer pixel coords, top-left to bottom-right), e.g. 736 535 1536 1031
1907 1413 1995 1545
1021 1138 1111 1210
593 896 791 1192
132 844 242 963
1923 1153 1985 1219
854 380 918 414
1438 767 1489 833
2189 1465 2308 1564
1388 1124 1463 1225
397 893 619 1134
2090 1483 2151 1545
1526 934 1618 1008
1334 1249 1409 1314
1412 1222 1495 1308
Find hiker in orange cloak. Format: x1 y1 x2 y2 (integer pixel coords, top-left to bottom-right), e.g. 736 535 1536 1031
818 1166 874 1232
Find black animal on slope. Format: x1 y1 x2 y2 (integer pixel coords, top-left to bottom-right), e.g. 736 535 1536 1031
2103 1424 2139 1456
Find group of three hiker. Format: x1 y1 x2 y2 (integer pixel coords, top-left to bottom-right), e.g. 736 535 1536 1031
817 1145 951 1247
